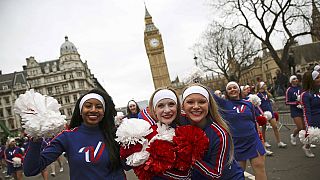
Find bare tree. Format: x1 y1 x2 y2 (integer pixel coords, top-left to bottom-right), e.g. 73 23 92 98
193 22 258 82
211 0 317 76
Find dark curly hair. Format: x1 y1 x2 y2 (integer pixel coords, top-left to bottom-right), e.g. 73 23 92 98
69 88 120 171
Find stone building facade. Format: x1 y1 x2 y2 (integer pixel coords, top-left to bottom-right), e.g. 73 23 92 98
0 37 104 137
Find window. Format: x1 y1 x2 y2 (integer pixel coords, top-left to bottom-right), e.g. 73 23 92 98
73 94 78 102
77 72 82 77
65 96 70 104
0 109 3 118
69 74 74 79
8 118 15 129
67 108 72 116
54 76 59 81
47 87 53 95
70 82 75 89
4 97 10 104
55 86 61 94
57 97 63 105
79 81 84 88
62 84 69 91
0 98 2 105
60 109 65 115
2 85 8 90
6 107 12 116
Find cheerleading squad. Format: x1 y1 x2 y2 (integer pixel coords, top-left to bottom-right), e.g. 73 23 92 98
14 66 319 180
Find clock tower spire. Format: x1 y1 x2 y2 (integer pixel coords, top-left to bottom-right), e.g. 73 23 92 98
144 5 171 89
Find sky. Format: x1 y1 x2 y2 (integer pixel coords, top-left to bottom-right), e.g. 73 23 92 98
0 0 211 108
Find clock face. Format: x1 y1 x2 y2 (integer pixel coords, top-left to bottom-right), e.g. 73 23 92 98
149 38 160 48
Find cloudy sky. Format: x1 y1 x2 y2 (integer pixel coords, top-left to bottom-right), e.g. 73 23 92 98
0 0 211 107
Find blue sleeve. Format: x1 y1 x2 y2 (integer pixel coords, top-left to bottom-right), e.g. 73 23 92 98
23 132 67 176
285 88 298 105
212 94 227 109
193 126 229 179
302 92 311 125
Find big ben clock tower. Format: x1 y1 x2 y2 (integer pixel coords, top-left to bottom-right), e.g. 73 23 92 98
144 6 171 89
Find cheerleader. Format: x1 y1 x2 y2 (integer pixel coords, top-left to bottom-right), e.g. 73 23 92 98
256 82 287 149
126 100 141 118
181 84 244 179
4 138 23 180
300 70 320 157
213 82 266 180
285 75 304 146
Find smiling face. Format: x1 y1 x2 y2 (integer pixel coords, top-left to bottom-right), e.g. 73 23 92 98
129 103 137 114
227 84 240 100
81 98 105 127
291 77 299 86
182 93 209 124
154 98 177 125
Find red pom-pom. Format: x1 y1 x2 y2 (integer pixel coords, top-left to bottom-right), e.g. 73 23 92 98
120 143 143 159
256 115 267 126
133 164 154 180
274 112 279 121
145 140 176 174
173 125 209 171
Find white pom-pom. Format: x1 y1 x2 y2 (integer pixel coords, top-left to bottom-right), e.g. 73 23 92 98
299 127 320 144
115 118 153 147
12 157 22 167
14 89 66 138
149 122 175 144
263 111 272 120
248 94 261 107
126 151 150 167
297 104 303 109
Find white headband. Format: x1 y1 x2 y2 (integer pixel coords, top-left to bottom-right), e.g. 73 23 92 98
314 65 320 72
226 81 240 91
153 89 177 109
259 82 265 88
312 71 319 80
289 75 297 83
128 100 136 106
79 93 105 112
182 86 209 102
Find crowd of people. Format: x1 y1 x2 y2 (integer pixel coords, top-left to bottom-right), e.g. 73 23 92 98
0 66 319 179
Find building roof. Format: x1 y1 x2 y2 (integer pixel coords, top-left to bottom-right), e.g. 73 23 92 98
292 41 320 64
60 36 78 56
0 71 27 90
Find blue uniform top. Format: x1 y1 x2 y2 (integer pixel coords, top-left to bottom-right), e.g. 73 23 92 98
257 92 274 113
24 124 126 180
214 95 257 137
301 91 320 128
285 86 303 117
180 116 244 180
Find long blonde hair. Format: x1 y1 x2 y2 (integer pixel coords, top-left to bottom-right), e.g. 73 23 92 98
256 82 273 99
148 87 181 126
182 83 234 163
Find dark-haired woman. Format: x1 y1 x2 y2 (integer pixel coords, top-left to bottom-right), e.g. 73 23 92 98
23 89 126 180
126 100 141 118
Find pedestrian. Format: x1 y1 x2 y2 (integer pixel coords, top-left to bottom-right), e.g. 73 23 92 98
126 100 141 118
300 70 320 157
23 88 126 180
256 82 287 149
214 82 267 180
285 75 305 148
4 138 23 180
181 84 244 179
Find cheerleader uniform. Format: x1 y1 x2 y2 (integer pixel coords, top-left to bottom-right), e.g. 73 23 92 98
257 92 275 118
24 124 126 180
5 146 23 176
180 116 244 179
285 86 303 118
301 91 320 128
214 96 266 161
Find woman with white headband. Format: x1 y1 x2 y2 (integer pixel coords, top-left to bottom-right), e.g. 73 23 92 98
126 100 141 119
5 138 23 180
180 84 244 180
300 70 320 157
256 81 287 149
213 81 267 180
285 75 305 148
24 89 126 180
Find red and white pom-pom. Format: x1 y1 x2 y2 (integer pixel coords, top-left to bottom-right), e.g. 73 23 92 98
263 111 272 121
14 89 66 138
115 118 153 148
149 122 175 144
299 127 320 144
256 115 267 126
248 94 261 107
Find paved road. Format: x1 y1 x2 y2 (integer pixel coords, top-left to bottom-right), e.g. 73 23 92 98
1 126 319 179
